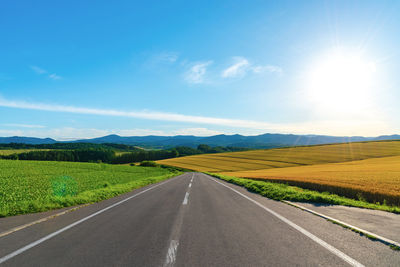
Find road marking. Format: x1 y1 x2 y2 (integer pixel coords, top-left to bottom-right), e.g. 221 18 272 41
207 175 365 267
164 240 179 267
164 174 194 266
182 192 189 205
0 204 89 239
284 201 400 249
0 177 177 265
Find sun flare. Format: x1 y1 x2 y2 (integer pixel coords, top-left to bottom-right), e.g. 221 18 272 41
307 50 376 113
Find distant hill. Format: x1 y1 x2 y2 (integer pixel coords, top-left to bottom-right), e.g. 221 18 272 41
0 133 399 149
0 136 56 145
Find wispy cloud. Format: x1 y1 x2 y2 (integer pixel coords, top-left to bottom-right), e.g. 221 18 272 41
30 65 62 80
144 52 179 70
172 128 223 136
221 57 250 78
184 61 213 84
0 97 278 130
0 97 392 136
157 52 179 63
30 66 47 74
222 57 283 78
252 64 283 74
48 73 62 80
0 127 222 140
2 123 46 128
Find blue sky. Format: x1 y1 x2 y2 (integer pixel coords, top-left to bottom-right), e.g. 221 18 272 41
1 0 399 140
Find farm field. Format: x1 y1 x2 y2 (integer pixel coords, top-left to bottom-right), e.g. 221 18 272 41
158 140 400 172
158 141 400 205
221 156 400 206
0 160 178 217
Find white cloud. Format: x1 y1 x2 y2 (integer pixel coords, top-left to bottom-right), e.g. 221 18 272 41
184 61 213 84
0 129 24 136
221 57 250 78
0 97 279 131
221 57 283 79
48 74 62 80
252 65 283 74
116 129 166 137
0 97 395 136
29 65 62 80
0 127 221 140
2 123 46 128
172 128 223 136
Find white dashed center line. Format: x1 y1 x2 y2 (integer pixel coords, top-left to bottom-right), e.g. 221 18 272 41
182 192 189 205
164 240 179 267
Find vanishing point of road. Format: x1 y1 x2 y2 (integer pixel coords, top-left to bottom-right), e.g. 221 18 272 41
0 173 399 266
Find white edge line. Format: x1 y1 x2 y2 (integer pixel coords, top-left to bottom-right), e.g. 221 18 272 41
0 204 89 238
206 175 365 267
283 201 400 248
0 177 176 265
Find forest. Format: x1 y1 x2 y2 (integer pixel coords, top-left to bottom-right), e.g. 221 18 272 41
0 143 248 164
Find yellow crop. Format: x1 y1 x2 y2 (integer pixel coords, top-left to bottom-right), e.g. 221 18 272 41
158 141 400 172
158 141 400 205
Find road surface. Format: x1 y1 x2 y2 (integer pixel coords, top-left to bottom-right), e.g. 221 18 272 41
0 172 399 266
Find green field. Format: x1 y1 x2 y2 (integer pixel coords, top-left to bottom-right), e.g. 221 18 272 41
0 160 179 217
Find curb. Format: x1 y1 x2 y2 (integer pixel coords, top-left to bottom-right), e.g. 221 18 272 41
283 200 400 250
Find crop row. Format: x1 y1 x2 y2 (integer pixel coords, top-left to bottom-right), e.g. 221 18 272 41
221 156 400 206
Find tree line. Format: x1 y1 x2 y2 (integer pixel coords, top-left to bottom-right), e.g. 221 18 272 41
0 144 248 164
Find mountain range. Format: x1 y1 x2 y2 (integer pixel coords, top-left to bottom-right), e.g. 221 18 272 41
1 133 399 149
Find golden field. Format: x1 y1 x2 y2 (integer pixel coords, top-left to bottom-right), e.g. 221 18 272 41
221 156 400 205
158 141 400 205
158 141 400 172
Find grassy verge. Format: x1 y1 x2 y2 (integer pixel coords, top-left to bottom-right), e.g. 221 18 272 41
207 173 400 214
0 160 182 217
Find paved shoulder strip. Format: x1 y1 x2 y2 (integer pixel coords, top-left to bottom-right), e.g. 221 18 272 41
207 175 365 267
284 200 400 249
0 177 177 265
0 204 89 239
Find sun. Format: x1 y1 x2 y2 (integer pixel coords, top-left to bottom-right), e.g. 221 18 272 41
306 50 376 113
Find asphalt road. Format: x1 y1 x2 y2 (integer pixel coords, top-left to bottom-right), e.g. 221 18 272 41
0 172 399 266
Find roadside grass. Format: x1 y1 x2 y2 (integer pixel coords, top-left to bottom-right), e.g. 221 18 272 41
0 160 181 217
207 173 400 214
